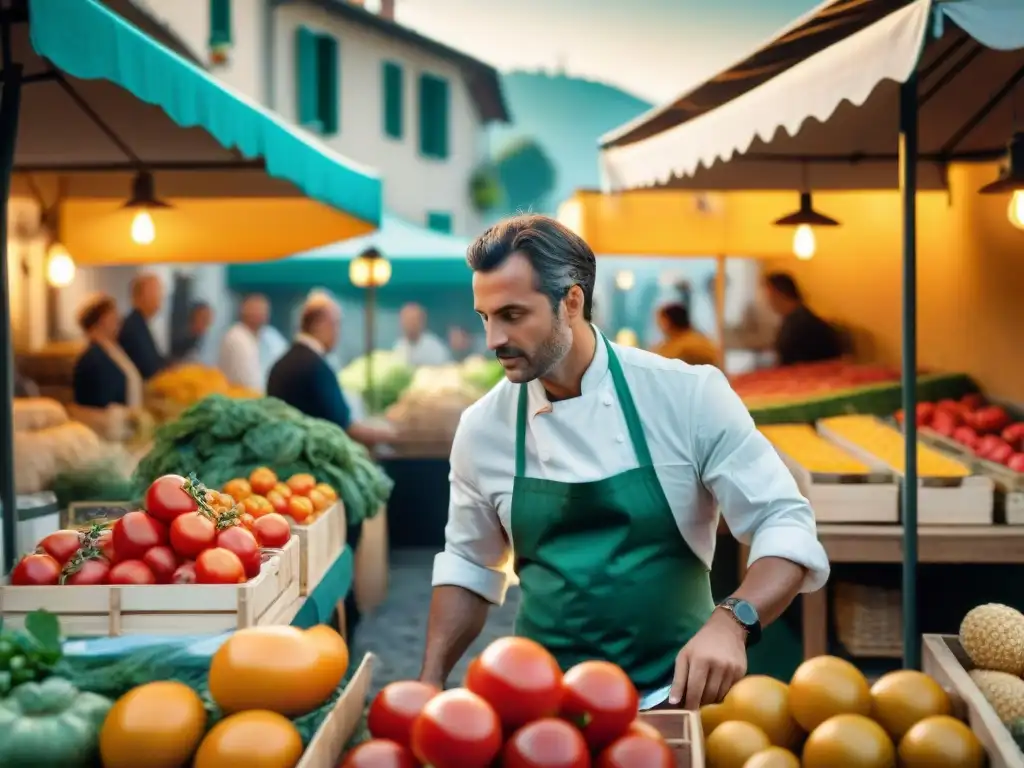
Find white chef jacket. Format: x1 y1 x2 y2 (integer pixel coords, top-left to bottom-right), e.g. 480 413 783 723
219 323 263 392
433 331 830 606
394 332 452 367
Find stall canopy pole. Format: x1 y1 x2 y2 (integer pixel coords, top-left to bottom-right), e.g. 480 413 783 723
899 72 920 670
0 11 24 575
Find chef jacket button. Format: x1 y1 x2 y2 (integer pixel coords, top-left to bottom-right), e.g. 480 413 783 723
603 395 613 406
616 434 625 443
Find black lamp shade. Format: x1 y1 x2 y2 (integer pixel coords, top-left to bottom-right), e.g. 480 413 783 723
773 191 840 227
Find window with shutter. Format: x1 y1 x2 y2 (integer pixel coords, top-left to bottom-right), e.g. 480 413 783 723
418 73 450 160
426 212 453 234
294 27 340 136
382 61 404 139
209 0 232 47
316 35 339 135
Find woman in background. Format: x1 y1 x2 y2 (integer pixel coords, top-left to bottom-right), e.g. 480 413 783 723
72 294 143 410
651 302 720 367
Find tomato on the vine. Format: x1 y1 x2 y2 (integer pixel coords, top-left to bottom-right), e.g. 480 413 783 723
265 491 289 515
503 718 592 768
342 739 418 768
465 636 563 731
173 561 197 584
64 558 110 585
113 511 168 561
169 513 216 559
10 553 61 585
596 733 675 768
145 474 198 523
142 545 179 583
238 512 256 531
252 513 291 548
108 560 157 585
216 526 261 578
560 661 639 751
367 681 439 747
410 688 502 768
195 548 246 584
38 529 82 565
96 528 117 562
222 478 252 501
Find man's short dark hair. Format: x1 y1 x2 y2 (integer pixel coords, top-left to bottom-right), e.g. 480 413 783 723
766 272 802 302
466 214 597 321
659 302 691 331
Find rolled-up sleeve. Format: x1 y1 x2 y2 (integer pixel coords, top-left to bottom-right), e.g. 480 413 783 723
695 368 830 593
432 414 511 605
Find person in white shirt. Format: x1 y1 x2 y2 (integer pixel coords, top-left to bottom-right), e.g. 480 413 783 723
219 294 269 392
421 214 830 710
393 303 451 367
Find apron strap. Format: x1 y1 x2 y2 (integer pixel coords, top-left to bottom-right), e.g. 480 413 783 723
602 334 655 468
515 382 529 477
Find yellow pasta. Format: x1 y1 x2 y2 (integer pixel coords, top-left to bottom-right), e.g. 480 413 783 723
818 415 971 478
760 424 871 474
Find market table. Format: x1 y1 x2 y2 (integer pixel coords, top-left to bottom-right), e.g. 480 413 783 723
739 524 1024 659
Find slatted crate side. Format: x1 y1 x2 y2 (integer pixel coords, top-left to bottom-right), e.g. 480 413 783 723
299 653 376 768
773 448 899 524
639 710 704 768
292 502 347 595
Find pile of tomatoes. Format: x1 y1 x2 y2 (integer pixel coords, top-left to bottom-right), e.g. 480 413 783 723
9 473 296 587
343 637 677 768
221 468 337 526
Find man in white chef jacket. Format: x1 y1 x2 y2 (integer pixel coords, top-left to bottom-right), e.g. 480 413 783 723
219 294 270 392
420 214 830 710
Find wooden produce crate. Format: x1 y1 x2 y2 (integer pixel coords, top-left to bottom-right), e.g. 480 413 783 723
299 652 375 768
775 451 898 524
0 536 300 636
293 501 348 596
818 417 994 525
62 500 137 528
922 634 1024 768
639 710 705 768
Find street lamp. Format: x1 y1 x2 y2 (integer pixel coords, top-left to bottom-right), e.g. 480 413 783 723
349 247 391 411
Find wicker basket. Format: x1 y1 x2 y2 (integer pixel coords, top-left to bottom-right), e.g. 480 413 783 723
833 581 903 658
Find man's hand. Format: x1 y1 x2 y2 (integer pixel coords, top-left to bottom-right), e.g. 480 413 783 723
669 609 748 709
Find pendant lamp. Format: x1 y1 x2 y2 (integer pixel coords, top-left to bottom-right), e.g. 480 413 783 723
977 132 1024 231
123 171 171 245
773 191 840 261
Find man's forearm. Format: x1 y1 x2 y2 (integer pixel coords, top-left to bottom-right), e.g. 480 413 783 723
419 585 491 687
731 556 807 626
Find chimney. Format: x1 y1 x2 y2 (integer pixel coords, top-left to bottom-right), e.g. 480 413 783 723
379 0 394 20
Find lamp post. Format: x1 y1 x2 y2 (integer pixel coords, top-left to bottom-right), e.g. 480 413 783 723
349 247 391 412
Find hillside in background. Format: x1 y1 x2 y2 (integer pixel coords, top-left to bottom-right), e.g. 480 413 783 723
487 70 652 217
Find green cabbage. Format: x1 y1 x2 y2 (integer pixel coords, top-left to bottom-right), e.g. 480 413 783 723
338 351 415 413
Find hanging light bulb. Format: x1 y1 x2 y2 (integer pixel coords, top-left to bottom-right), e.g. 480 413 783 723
1009 191 1024 230
46 242 76 287
978 133 1024 231
122 171 170 246
773 191 839 260
793 224 816 260
614 269 635 291
130 210 156 245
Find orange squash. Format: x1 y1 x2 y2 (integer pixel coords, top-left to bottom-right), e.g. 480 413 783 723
193 710 303 768
99 681 206 768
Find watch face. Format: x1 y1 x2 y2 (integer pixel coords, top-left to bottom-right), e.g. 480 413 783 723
733 600 759 626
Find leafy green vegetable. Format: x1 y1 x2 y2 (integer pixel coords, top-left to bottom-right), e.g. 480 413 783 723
0 611 64 696
339 351 415 413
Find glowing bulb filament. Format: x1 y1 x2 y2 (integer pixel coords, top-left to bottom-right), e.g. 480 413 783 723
131 210 155 245
1008 191 1024 231
793 224 816 260
46 244 75 287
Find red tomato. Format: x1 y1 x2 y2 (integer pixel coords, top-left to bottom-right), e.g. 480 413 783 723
64 558 110 586
169 513 217 559
239 512 256 531
145 474 199 523
368 681 440 747
411 688 502 768
108 559 157 585
195 547 246 584
216 526 262 579
625 720 665 741
142 545 179 583
38 529 82 565
465 636 563 731
596 734 674 768
341 739 418 768
95 529 117 563
112 511 168 561
173 561 197 584
560 661 639 751
503 718 592 768
10 553 61 586
252 513 291 548
265 491 289 515
286 495 314 524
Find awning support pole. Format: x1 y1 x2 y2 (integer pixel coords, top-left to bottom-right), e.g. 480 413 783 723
899 72 920 670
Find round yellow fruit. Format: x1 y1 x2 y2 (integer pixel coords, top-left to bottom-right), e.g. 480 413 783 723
788 655 871 732
802 714 895 768
724 675 801 748
705 720 771 768
99 681 206 768
897 715 984 768
701 702 732 738
741 746 800 768
304 624 350 684
193 710 303 768
870 669 951 740
959 603 1024 676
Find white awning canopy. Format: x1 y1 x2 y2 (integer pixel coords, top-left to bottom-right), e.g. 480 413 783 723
600 0 1024 191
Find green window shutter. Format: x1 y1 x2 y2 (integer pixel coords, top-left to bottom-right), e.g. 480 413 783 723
316 35 340 135
209 0 232 47
419 74 450 159
382 61 404 139
426 212 453 234
295 27 320 129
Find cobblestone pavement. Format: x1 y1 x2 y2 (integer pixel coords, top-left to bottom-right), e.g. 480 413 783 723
350 548 520 695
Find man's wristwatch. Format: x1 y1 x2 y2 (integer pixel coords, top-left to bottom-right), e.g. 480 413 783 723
717 597 762 647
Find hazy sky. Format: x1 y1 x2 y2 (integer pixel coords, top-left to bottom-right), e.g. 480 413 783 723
384 0 821 102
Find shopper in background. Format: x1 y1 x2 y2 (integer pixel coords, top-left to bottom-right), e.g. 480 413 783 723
118 273 166 380
170 301 213 364
651 302 720 367
219 294 270 392
763 272 843 367
73 294 143 409
394 302 451 366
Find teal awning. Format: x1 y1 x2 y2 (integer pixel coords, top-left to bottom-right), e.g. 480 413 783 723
27 0 381 226
227 213 473 289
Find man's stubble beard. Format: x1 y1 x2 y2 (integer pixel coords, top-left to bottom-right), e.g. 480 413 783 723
518 313 573 383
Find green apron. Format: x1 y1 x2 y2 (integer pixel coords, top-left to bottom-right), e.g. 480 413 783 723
511 334 716 689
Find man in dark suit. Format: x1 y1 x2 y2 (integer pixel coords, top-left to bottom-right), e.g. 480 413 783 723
764 272 843 367
119 273 166 380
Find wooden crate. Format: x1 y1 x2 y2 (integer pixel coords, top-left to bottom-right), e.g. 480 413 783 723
773 448 898 524
818 420 994 525
292 501 348 596
62 500 137 528
299 652 375 768
639 710 705 768
0 536 300 636
922 634 1024 768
